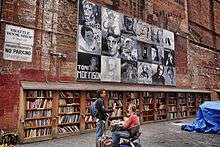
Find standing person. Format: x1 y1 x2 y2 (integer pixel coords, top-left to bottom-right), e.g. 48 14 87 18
111 103 140 147
95 89 113 147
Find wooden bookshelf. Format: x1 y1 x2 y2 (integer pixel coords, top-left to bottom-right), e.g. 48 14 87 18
85 91 97 130
21 89 211 142
108 91 124 126
142 92 155 122
58 91 80 135
24 90 53 139
167 93 178 120
155 92 167 121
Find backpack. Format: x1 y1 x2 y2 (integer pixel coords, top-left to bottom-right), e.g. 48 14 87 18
90 100 98 117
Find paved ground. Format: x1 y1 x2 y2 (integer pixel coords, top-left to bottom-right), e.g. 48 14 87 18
16 118 220 147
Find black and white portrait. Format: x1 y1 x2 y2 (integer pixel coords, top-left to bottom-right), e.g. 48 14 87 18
102 33 121 57
138 62 152 84
164 49 175 67
121 34 137 61
165 66 176 86
152 64 165 85
102 7 121 35
151 45 164 64
122 15 137 35
136 20 151 43
101 56 121 82
137 41 152 62
77 52 101 80
79 0 101 28
150 26 163 45
163 29 175 50
78 25 101 55
121 60 137 83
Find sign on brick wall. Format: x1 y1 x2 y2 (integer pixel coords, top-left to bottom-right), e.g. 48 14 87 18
77 0 176 86
3 25 34 62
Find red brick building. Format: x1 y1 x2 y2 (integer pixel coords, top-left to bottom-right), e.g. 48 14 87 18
0 0 219 142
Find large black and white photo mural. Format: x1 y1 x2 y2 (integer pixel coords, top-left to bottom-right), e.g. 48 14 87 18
77 0 176 86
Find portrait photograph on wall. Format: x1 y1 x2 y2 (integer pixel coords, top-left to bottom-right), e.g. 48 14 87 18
164 66 176 86
164 49 175 67
78 0 101 28
76 0 176 86
101 56 121 82
78 25 101 55
163 29 175 50
152 64 165 85
138 62 152 84
77 52 101 81
121 60 137 83
137 41 152 63
136 20 151 43
121 34 137 61
102 7 121 35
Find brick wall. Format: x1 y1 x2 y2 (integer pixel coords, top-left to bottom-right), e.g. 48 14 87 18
0 0 220 131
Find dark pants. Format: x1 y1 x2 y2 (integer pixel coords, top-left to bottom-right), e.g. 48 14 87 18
112 130 130 147
96 120 105 147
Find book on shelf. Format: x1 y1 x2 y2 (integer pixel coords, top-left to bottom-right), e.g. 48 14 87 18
58 125 79 133
25 119 51 127
59 115 80 124
59 106 79 113
26 128 51 138
26 110 52 118
27 90 52 98
26 99 52 109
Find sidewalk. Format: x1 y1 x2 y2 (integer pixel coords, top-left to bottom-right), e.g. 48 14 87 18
16 118 220 147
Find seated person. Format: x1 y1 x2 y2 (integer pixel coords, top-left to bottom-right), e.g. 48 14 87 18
112 103 140 147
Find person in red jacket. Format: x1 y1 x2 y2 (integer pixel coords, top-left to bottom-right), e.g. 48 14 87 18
112 103 140 147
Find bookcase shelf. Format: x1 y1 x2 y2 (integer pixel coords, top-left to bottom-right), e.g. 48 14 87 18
21 89 211 142
58 91 81 135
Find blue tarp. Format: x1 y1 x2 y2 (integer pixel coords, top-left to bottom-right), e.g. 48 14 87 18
181 101 220 134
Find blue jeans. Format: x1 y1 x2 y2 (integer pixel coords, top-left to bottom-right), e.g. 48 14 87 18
96 120 105 147
112 130 130 146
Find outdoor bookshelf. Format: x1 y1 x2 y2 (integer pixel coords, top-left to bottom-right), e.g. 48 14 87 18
167 93 178 120
154 92 167 121
84 91 97 131
108 91 124 121
21 89 211 142
142 92 155 122
24 90 53 139
58 91 80 135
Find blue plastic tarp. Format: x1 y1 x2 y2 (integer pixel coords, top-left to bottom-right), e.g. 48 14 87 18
181 101 220 134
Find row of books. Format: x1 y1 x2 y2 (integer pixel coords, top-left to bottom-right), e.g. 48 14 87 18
168 99 177 105
26 90 52 98
156 109 166 115
168 106 177 112
25 119 51 127
59 115 80 124
26 99 52 109
180 112 187 117
169 113 177 119
180 106 187 111
111 108 122 117
59 99 80 105
157 104 166 110
26 110 52 118
59 107 80 113
85 123 96 130
130 99 140 106
58 125 80 133
85 116 95 122
144 98 154 104
109 92 122 99
59 91 80 98
109 100 123 107
25 128 52 138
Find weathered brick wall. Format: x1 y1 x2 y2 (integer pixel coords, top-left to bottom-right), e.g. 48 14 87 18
0 0 219 131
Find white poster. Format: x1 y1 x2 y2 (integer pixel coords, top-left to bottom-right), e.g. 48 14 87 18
163 29 175 50
3 25 34 62
101 56 121 82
